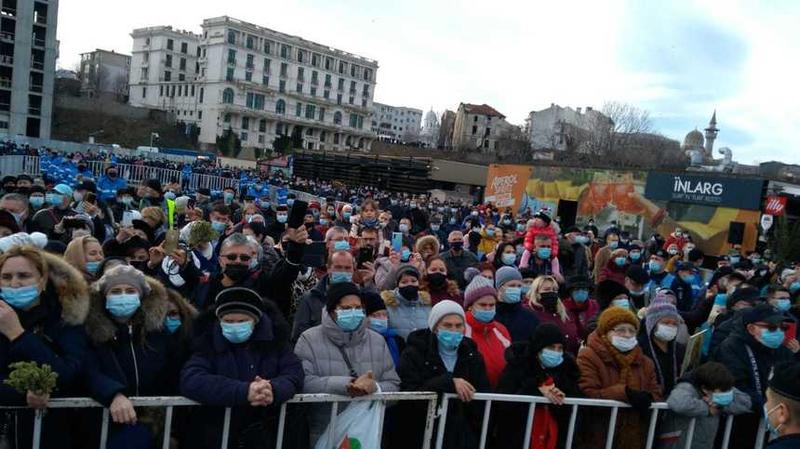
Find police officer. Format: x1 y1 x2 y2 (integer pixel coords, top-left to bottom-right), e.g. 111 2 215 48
765 361 800 448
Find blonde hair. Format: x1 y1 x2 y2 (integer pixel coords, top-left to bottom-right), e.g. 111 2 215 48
64 236 101 272
0 245 49 290
141 206 166 226
527 275 569 322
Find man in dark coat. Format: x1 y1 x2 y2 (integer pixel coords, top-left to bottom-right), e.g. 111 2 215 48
764 361 800 449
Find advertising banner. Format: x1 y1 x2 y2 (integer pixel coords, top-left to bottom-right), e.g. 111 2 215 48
484 165 534 209
644 172 764 210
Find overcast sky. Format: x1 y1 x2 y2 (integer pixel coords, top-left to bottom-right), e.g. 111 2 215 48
59 0 800 164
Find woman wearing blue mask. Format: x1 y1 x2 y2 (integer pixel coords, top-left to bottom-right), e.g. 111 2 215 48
364 292 405 368
180 287 303 449
494 266 540 342
84 265 176 445
64 235 105 281
490 242 518 272
495 323 582 449
463 275 511 388
0 246 91 449
563 274 600 341
396 300 489 449
294 282 400 445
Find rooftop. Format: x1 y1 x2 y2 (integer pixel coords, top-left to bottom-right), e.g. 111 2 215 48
462 103 506 119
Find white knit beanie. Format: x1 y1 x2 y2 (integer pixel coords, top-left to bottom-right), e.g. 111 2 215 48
428 299 465 331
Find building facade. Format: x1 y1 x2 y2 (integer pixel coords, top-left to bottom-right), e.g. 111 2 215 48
438 109 456 149
527 104 613 152
129 16 379 153
370 102 422 143
79 49 131 100
451 103 509 151
0 0 58 138
420 109 439 148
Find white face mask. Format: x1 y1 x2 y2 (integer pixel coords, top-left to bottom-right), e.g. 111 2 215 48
611 335 638 352
654 323 678 342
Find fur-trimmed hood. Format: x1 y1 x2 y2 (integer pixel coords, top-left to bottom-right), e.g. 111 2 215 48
85 276 169 345
381 289 432 307
41 251 90 326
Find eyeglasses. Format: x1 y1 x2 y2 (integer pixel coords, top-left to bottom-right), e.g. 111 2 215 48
611 326 637 336
222 254 252 262
755 323 789 332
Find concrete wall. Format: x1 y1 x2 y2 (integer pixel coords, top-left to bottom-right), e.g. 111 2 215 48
54 96 168 121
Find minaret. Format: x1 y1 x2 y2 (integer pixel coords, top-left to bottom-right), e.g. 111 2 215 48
704 110 718 160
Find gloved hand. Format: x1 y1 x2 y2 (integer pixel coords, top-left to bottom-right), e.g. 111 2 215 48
625 387 653 413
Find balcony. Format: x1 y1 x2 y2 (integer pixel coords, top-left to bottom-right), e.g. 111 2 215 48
0 102 9 111
0 55 12 65
30 83 42 93
29 106 41 116
31 61 44 70
32 37 45 47
34 15 46 25
0 31 13 42
0 6 15 17
0 78 10 89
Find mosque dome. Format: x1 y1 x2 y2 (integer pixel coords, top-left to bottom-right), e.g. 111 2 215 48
683 129 704 148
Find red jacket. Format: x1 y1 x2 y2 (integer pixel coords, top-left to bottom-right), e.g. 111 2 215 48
598 259 629 285
526 303 581 357
465 312 511 388
523 225 559 254
563 298 600 341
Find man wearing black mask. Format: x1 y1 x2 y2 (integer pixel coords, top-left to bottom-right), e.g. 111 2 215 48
441 230 479 290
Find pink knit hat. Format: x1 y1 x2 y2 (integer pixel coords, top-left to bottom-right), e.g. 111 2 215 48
463 275 497 309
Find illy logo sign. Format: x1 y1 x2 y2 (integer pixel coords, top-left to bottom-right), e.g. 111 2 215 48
764 196 787 216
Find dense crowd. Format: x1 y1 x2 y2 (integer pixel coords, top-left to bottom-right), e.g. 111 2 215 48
0 160 799 449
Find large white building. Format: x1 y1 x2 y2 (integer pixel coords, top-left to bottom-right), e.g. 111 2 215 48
79 49 131 100
370 102 422 143
128 16 379 153
0 0 59 139
527 104 613 152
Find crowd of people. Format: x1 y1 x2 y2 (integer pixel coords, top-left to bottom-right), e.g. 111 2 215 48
0 151 799 449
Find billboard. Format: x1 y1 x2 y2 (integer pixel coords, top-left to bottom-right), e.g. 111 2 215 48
484 165 534 209
645 172 764 209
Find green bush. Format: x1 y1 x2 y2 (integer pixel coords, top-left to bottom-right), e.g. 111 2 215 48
4 361 58 395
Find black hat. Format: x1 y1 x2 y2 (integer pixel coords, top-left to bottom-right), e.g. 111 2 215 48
534 211 552 225
363 291 386 316
652 249 669 260
76 180 97 193
131 220 155 242
105 165 118 173
325 282 362 312
688 248 704 262
733 260 754 271
768 361 800 401
2 176 17 184
676 261 695 272
215 287 264 322
530 323 566 354
566 275 592 291
728 286 761 309
743 303 787 326
626 265 650 285
145 178 163 195
198 188 211 196
43 239 67 255
16 174 32 182
276 205 288 212
0 210 20 234
596 279 629 309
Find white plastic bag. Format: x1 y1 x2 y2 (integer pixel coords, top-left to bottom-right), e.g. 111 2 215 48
314 400 385 449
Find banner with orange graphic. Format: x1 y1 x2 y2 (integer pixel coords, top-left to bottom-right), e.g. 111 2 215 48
484 164 534 209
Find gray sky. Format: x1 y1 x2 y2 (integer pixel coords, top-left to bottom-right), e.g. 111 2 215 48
59 0 800 164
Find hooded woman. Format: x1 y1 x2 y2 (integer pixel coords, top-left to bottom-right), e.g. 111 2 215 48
496 323 582 449
0 245 90 449
420 256 463 306
63 235 105 282
637 295 686 395
599 248 630 285
380 266 432 340
576 307 662 449
180 287 303 448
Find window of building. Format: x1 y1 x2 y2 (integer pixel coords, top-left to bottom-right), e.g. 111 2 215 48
306 128 313 136
143 52 149 62
259 119 267 133
258 135 265 144
325 57 333 70
349 96 354 105
295 102 302 117
227 49 236 65
280 63 288 77
338 61 345 74
177 85 182 96
198 111 202 119
222 88 234 104
311 71 318 85
191 85 195 96
361 98 367 108
246 54 254 68
280 45 289 59
279 80 286 93
472 125 477 135
337 78 344 90
227 31 236 45
167 39 174 50
142 87 147 98
199 87 204 103
312 53 319 66
263 58 271 73
245 71 252 82
179 58 186 71
276 99 286 114
178 74 185 81
164 71 171 81
242 117 249 130
349 81 356 93
181 42 188 54
318 107 325 122
241 132 248 141
324 90 330 99
350 64 357 77
310 87 317 97
324 74 331 87
159 85 164 96
362 84 369 96
333 111 342 125
246 92 265 109
485 127 490 136
473 116 478 122
141 67 148 79
349 114 358 128
262 75 269 86
305 104 315 119
246 36 254 49
226 68 234 81
296 83 303 93
297 49 305 63
224 113 231 123
334 133 340 144
297 67 304 82
484 140 489 149
170 86 175 97
165 54 172 68
336 94 342 105
364 68 372 81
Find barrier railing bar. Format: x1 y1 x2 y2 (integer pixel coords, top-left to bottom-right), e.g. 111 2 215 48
604 406 619 449
375 402 387 448
721 414 734 449
644 407 660 449
326 401 339 449
521 402 536 449
754 418 766 449
162 405 173 449
99 409 109 449
683 417 697 449
275 402 288 449
422 395 438 449
434 395 450 449
564 404 578 449
220 407 231 449
478 399 492 449
32 410 42 449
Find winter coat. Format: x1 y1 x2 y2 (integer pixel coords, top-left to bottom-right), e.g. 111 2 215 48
485 298 537 345
290 276 378 342
495 340 582 449
592 246 614 281
381 289 432 340
424 280 464 306
441 249 480 290
767 435 800 449
576 332 663 449
520 251 563 278
599 259 629 285
396 329 490 449
180 301 304 449
464 312 511 388
563 298 600 341
477 230 501 256
668 277 695 313
97 175 128 202
637 323 687 395
523 225 559 254
558 240 591 280
658 375 751 449
527 304 581 356
294 310 400 444
0 252 90 449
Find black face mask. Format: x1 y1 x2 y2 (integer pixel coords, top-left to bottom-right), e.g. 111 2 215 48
540 292 559 310
450 242 464 251
398 285 419 301
108 172 117 179
129 260 148 272
224 264 250 282
427 272 447 288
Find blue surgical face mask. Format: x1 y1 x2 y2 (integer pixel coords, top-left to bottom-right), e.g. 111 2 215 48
287 199 295 206
629 252 641 261
336 308 365 332
85 261 101 275
612 298 630 309
276 214 288 224
760 328 785 349
223 192 234 203
790 281 800 294
521 285 531 296
431 224 440 232
576 235 590 245
649 260 663 273
450 218 457 225
319 218 329 226
614 257 627 267
221 321 254 344
572 289 589 303
437 329 464 351
485 229 495 237
29 196 45 208
333 240 350 252
164 192 177 201
501 253 517 266
401 249 412 262
714 293 728 306
516 223 526 232
164 316 182 334
211 220 227 232
106 293 141 319
473 307 496 323
729 256 741 264
680 274 695 283
775 299 791 312
764 404 784 438
539 348 564 368
503 287 522 303
329 271 353 284
608 241 619 249
369 317 388 334
712 390 734 407
46 193 63 206
399 223 410 233
0 285 40 309
537 247 552 259
260 200 271 209
343 212 352 221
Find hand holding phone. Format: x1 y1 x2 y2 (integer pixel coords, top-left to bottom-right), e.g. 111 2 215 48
121 211 134 227
287 200 309 229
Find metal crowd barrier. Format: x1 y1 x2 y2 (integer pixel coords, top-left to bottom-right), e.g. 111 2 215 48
0 392 438 449
435 393 768 449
